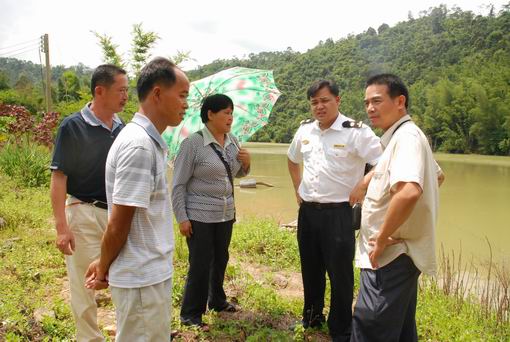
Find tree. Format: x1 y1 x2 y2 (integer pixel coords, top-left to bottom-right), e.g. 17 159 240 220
130 23 160 76
430 5 447 34
0 71 9 90
14 73 33 91
366 27 377 36
378 23 390 35
57 70 81 102
91 31 124 67
93 23 191 76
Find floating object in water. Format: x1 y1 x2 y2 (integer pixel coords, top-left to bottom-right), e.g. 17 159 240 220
280 219 297 230
238 178 274 188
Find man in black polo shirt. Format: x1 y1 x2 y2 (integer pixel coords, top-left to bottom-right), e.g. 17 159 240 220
50 64 128 341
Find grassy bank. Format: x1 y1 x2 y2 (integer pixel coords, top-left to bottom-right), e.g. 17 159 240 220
0 173 508 340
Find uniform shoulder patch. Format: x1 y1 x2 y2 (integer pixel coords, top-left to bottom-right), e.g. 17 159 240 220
300 118 315 125
342 120 364 128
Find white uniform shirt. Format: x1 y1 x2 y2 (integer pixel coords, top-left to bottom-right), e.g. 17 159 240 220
105 113 174 288
355 115 441 275
287 113 382 203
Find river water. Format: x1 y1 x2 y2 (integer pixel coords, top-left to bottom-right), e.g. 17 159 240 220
230 143 510 266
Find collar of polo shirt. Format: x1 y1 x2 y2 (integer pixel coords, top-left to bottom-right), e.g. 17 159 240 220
80 102 122 131
131 113 168 152
380 114 412 148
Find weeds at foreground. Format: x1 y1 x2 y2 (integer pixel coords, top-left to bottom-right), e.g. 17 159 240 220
429 241 509 326
0 174 509 340
0 140 51 188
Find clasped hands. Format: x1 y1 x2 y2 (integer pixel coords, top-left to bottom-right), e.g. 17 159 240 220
84 259 109 290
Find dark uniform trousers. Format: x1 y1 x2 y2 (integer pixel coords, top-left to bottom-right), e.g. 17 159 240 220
180 220 234 323
297 202 354 341
351 254 421 342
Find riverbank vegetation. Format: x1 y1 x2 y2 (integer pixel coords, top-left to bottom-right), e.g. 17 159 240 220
1 4 510 155
0 165 508 340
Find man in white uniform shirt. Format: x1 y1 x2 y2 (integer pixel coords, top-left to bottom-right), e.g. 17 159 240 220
85 57 190 341
351 74 444 342
287 80 382 341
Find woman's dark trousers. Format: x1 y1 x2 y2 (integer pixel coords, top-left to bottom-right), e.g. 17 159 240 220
180 220 234 323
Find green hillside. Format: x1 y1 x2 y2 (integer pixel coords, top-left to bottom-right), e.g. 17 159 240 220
188 4 510 155
1 4 509 155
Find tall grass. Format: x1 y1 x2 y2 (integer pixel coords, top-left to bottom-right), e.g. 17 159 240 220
0 140 51 188
420 238 509 335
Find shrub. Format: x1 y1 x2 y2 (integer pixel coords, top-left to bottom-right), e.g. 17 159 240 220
0 141 51 188
0 104 59 148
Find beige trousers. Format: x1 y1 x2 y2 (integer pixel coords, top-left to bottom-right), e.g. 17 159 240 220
110 278 172 342
65 197 107 342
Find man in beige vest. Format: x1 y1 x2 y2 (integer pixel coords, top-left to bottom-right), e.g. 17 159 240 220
351 73 444 342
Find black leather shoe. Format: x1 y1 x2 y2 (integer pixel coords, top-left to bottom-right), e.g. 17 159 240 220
181 319 210 332
211 301 239 312
290 314 326 330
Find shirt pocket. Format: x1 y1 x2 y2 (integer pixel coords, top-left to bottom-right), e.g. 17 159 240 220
300 143 313 155
365 171 389 202
325 148 348 170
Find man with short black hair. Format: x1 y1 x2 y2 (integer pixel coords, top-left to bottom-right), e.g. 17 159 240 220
351 73 444 342
50 64 128 341
287 80 382 341
85 57 190 341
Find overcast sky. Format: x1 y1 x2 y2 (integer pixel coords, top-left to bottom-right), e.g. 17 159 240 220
0 0 506 71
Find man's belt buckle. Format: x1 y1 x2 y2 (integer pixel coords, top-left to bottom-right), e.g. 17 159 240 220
91 200 108 210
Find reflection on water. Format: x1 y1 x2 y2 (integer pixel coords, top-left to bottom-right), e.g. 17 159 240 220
232 144 510 265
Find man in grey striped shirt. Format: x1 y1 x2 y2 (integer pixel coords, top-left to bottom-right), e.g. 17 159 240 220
85 57 190 341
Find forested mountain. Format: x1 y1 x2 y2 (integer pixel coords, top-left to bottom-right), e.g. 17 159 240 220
0 58 92 86
188 4 510 155
0 58 93 113
1 4 509 155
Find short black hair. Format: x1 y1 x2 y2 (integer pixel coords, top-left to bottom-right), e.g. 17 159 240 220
136 57 177 101
90 64 127 97
366 73 409 109
307 80 339 99
200 94 234 123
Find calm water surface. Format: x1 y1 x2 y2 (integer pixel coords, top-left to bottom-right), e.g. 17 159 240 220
231 143 510 266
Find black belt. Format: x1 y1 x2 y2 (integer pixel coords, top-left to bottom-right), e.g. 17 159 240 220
301 201 349 209
76 197 108 210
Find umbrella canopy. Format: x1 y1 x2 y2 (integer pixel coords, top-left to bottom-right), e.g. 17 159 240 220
163 67 281 160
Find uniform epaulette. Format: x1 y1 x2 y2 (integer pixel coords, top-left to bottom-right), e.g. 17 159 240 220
300 118 315 125
342 120 364 128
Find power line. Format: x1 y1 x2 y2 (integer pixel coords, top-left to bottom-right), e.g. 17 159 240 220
0 38 39 51
0 42 40 57
0 46 39 59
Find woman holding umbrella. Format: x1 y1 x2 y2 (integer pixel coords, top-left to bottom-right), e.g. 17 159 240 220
172 93 251 329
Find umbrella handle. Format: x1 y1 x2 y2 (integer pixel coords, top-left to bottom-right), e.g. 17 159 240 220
229 133 241 151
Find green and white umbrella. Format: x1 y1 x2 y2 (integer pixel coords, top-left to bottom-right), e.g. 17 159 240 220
163 66 281 160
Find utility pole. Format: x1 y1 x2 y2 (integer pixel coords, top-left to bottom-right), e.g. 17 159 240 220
41 34 52 113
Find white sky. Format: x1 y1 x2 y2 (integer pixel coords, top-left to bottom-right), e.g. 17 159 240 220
0 0 506 71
